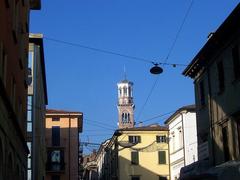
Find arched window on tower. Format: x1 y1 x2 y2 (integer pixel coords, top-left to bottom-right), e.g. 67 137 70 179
122 112 130 124
119 89 122 97
128 87 131 97
123 87 127 96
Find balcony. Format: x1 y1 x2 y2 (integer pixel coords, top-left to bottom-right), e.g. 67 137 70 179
46 149 65 173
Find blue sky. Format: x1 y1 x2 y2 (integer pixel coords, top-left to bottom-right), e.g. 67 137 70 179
30 0 239 152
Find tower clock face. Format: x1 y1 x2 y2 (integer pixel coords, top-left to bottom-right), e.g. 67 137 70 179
51 150 60 163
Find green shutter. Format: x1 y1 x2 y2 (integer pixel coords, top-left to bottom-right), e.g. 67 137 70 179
158 151 166 164
131 151 139 165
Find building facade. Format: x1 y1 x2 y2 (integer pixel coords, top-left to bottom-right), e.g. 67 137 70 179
27 34 48 180
164 105 197 180
0 1 41 179
89 126 170 180
182 3 240 179
45 109 83 180
117 126 170 180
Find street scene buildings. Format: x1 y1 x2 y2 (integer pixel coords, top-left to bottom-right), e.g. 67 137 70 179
0 1 240 180
45 109 83 180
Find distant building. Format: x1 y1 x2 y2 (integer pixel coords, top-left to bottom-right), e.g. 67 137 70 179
45 109 83 180
164 105 197 180
88 78 170 180
117 79 135 129
82 150 98 180
0 1 41 179
116 125 170 180
95 139 110 180
27 34 48 180
182 3 240 179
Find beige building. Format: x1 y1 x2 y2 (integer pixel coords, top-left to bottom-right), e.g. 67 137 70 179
27 34 48 180
182 3 240 179
93 125 170 180
0 1 41 179
45 109 83 180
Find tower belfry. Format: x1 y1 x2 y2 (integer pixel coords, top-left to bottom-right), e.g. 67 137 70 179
117 78 135 129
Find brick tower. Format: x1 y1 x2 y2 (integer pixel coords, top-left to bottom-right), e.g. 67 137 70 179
117 79 135 129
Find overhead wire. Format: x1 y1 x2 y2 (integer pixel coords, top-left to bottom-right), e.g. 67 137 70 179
162 0 194 64
136 0 194 122
44 37 187 67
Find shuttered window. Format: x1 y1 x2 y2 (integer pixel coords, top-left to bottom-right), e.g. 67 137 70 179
129 136 141 143
52 126 60 146
131 151 139 165
158 151 166 164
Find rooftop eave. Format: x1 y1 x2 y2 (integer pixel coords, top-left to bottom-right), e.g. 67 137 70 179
30 0 41 10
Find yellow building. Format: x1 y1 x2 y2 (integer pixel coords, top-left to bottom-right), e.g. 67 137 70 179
117 125 170 180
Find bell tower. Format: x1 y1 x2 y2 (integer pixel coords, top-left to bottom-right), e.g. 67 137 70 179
117 79 135 129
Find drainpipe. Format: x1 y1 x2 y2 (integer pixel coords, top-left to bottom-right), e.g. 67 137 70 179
180 112 186 166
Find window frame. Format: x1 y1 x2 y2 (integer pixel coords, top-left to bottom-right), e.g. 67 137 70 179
158 151 166 164
156 135 167 143
52 126 60 146
129 136 141 144
131 151 139 165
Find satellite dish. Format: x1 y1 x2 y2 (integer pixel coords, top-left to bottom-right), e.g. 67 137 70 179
150 64 163 75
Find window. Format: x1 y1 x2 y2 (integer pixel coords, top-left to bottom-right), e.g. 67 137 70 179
123 87 127 96
232 45 240 79
47 150 64 172
52 126 60 146
199 81 205 106
158 151 166 164
217 61 225 92
131 151 139 165
131 176 140 180
122 112 130 124
156 135 167 143
222 126 230 162
52 117 60 121
129 136 141 143
27 96 33 132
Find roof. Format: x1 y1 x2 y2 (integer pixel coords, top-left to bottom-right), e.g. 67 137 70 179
117 124 168 132
46 109 83 115
183 3 240 78
118 79 133 85
164 104 196 125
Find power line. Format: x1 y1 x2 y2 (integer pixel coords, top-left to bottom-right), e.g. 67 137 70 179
84 117 116 129
44 36 187 67
138 110 175 124
44 37 151 64
136 0 194 121
136 77 159 122
163 0 194 64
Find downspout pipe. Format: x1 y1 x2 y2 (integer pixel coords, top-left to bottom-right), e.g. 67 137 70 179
180 112 186 166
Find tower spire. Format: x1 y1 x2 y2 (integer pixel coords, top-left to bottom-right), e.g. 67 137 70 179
124 65 127 80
